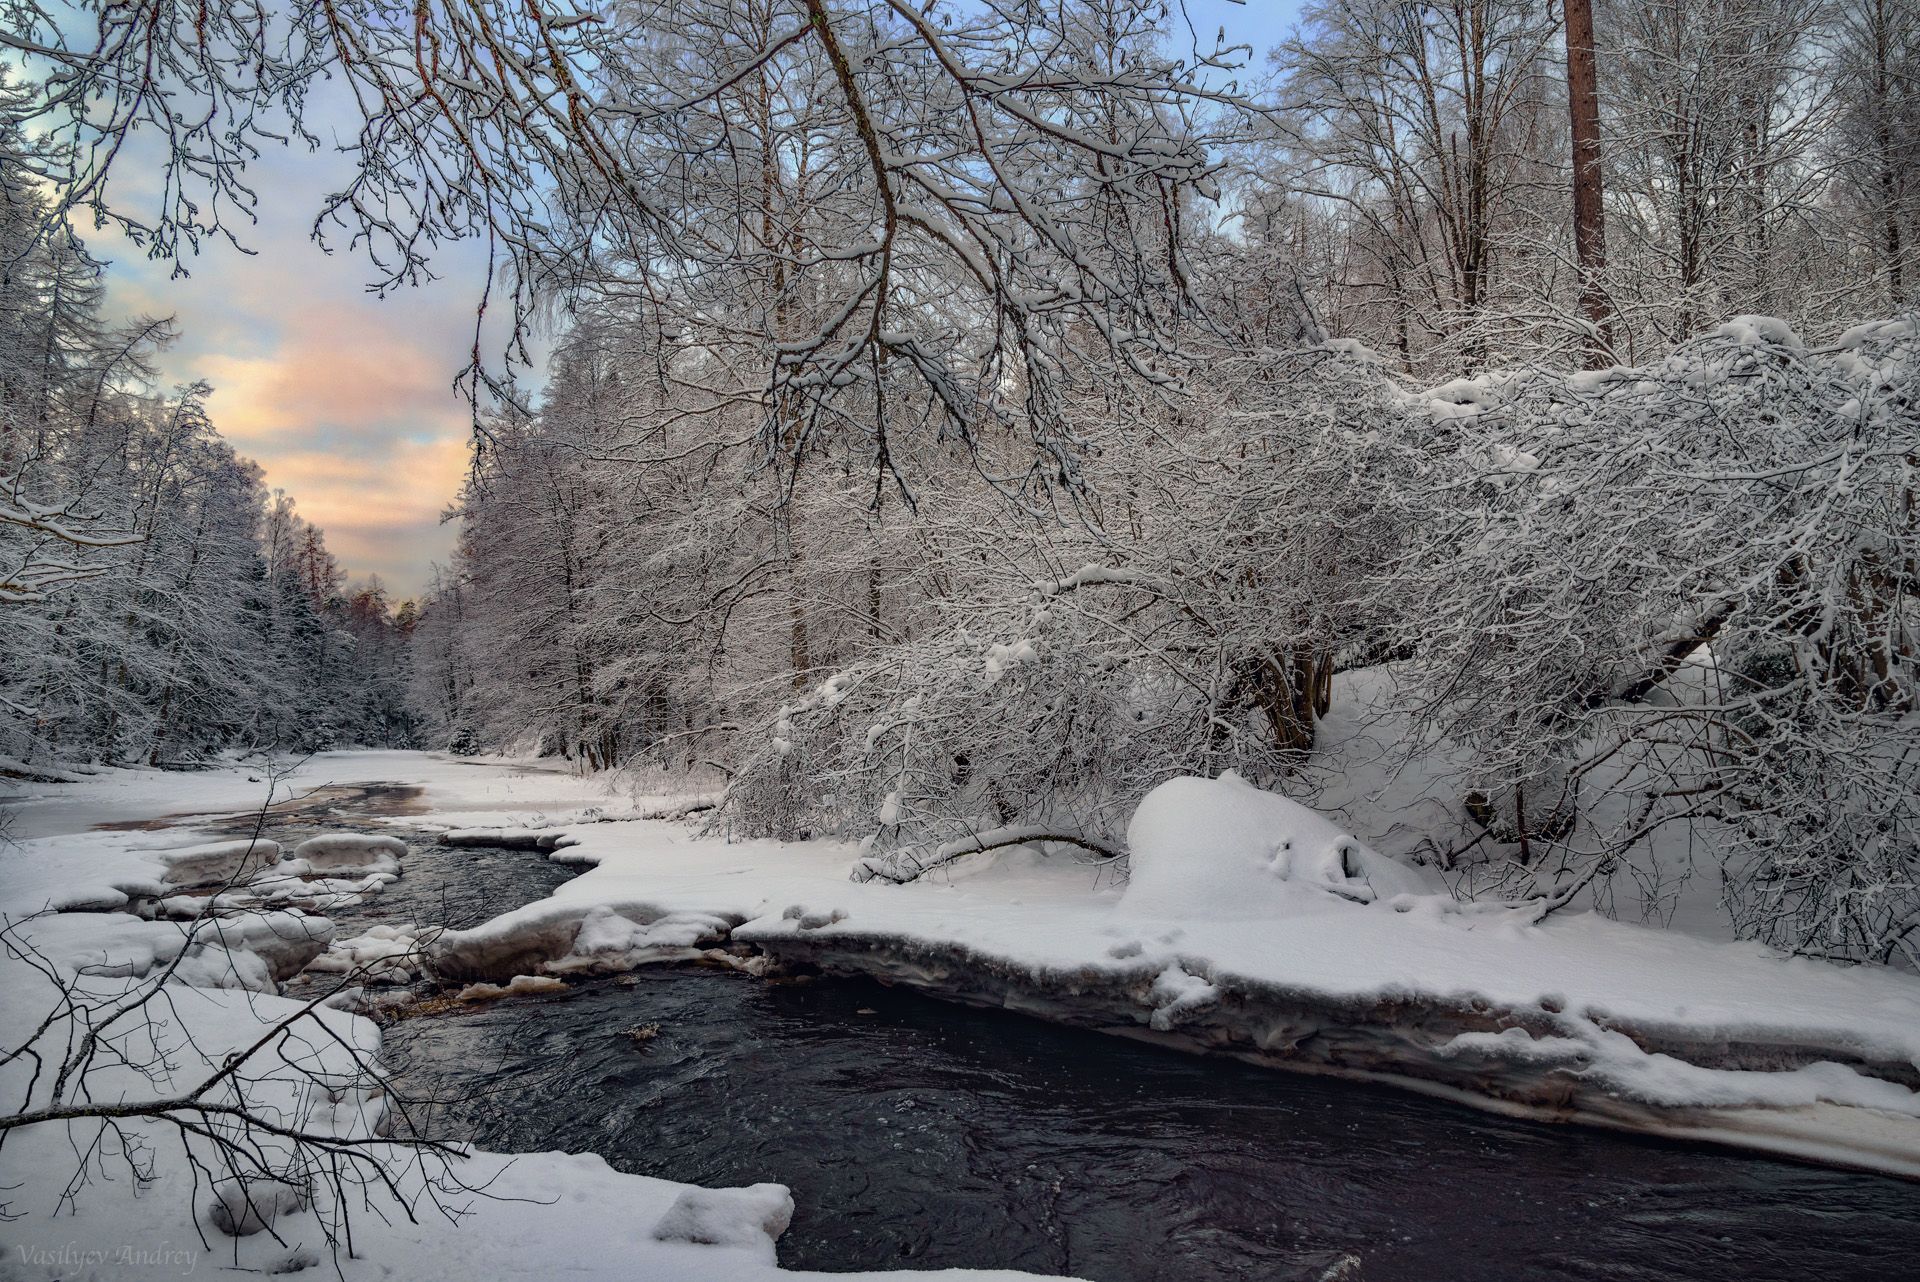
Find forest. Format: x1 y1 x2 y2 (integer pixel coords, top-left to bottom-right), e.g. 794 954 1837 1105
4 3 1920 1278
0 149 416 757
11 0 1913 965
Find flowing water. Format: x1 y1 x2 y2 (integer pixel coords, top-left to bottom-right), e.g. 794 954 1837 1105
219 790 1920 1282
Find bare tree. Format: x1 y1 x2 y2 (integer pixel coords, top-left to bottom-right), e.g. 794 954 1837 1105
1829 0 1920 308
1276 0 1566 374
6 0 1253 493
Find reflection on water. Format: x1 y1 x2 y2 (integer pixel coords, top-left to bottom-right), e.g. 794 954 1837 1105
86 780 429 832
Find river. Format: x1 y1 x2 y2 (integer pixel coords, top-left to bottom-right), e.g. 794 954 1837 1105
211 781 1920 1282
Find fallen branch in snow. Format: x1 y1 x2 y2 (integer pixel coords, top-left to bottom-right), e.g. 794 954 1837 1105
634 797 720 821
0 755 84 784
853 824 1125 884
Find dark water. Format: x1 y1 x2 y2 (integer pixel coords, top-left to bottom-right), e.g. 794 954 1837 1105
382 968 1920 1282
273 799 1919 1282
193 784 578 934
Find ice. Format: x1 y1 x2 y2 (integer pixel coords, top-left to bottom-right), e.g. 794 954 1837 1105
455 974 570 1001
1147 961 1219 1031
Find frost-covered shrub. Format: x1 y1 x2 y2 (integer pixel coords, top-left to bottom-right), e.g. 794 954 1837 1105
721 346 1429 879
721 317 1920 966
1395 316 1920 963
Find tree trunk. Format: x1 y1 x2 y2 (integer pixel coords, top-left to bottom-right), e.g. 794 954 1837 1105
1565 0 1614 366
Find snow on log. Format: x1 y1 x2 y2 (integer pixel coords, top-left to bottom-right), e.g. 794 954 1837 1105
440 827 556 851
852 823 1123 883
428 902 743 982
0 755 84 784
1032 563 1155 597
1120 772 1437 917
155 838 282 887
285 833 406 877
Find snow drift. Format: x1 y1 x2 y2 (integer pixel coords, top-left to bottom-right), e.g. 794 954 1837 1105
426 767 1920 1179
1120 772 1439 917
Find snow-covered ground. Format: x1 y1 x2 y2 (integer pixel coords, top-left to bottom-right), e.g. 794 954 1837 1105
0 752 1071 1282
6 750 1920 1282
425 768 1920 1180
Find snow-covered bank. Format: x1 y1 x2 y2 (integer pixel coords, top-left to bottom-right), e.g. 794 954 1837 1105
429 772 1920 1180
0 980 1062 1282
0 753 1073 1281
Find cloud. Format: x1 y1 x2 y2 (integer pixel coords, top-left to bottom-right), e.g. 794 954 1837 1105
90 122 493 598
193 305 466 452
266 436 469 589
75 0 1299 599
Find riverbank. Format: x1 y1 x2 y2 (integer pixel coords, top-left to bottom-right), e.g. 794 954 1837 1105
425 773 1920 1181
0 752 1069 1282
9 750 1920 1281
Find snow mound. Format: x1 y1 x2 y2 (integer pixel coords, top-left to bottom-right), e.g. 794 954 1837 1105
650 1183 794 1250
1120 772 1437 919
185 912 336 986
286 833 407 876
29 909 335 992
156 838 282 886
202 1177 307 1237
305 923 437 984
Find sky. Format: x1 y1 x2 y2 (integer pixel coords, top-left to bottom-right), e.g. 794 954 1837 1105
96 0 1301 600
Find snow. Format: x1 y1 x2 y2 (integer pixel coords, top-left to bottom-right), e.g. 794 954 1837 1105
245 867 399 912
306 922 437 983
152 836 282 886
1034 563 1153 596
442 825 566 849
652 1183 795 1249
1715 314 1801 347
454 973 571 1001
0 752 1081 1282
287 831 407 873
1147 961 1219 1031
410 757 1920 1177
1121 772 1439 916
983 638 1040 682
7 749 1920 1282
